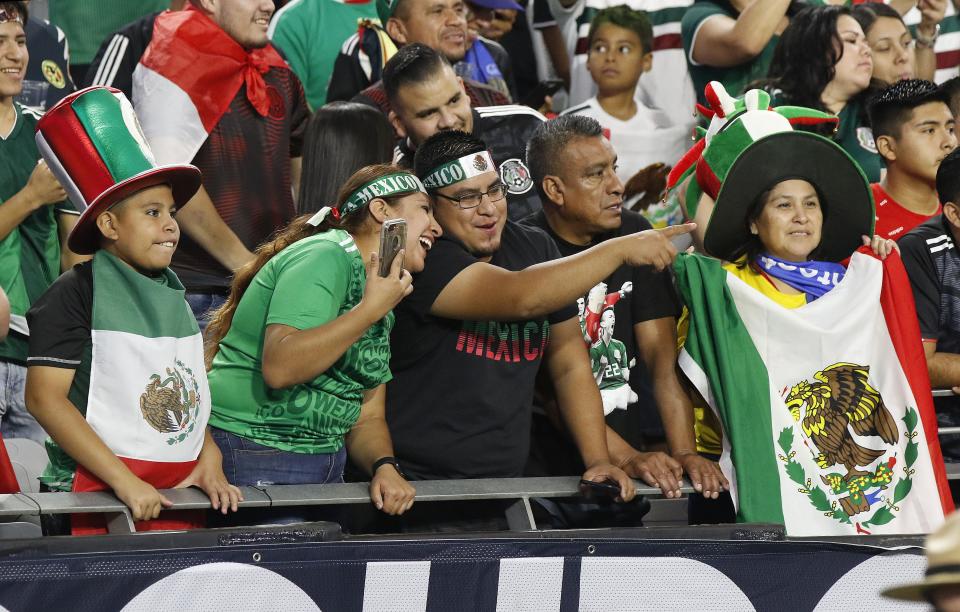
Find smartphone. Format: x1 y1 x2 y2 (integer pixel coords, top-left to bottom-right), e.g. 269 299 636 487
520 79 565 109
378 219 407 277
579 478 623 498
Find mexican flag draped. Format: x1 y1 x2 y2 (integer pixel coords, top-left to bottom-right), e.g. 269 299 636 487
676 250 953 536
79 250 208 494
131 4 286 165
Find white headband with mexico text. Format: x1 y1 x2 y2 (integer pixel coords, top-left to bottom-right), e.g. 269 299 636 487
0 7 23 24
422 151 496 191
307 172 426 226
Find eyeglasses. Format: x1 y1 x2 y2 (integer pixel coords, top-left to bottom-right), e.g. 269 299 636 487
434 182 508 210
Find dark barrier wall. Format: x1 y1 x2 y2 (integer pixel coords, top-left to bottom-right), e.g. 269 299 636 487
0 536 927 611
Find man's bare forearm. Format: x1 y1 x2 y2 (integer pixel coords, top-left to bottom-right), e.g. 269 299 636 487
175 185 254 272
928 350 960 388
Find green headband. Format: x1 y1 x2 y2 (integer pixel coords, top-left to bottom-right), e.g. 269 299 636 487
422 151 496 190
307 172 426 226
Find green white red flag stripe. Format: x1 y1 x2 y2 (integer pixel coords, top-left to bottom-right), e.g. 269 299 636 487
132 5 286 165
676 250 952 536
36 87 155 211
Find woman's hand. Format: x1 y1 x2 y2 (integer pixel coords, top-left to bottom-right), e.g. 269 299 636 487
862 234 899 259
369 464 415 515
359 251 413 321
919 0 946 33
176 441 243 514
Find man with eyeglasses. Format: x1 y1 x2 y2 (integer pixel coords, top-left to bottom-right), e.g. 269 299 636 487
382 129 694 531
384 43 545 220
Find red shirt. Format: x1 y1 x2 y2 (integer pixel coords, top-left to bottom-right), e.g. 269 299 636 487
871 183 941 240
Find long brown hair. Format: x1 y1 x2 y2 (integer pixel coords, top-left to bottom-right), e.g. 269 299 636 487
204 163 412 368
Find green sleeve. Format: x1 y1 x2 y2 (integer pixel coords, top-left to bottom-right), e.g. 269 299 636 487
270 5 320 110
266 241 352 330
680 3 724 59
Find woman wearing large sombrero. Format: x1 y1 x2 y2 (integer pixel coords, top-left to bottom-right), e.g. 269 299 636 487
675 130 954 536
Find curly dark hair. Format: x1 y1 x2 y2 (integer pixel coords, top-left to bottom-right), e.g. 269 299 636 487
764 5 853 111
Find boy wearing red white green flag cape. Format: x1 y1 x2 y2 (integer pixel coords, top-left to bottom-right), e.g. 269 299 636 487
24 86 241 534
675 128 954 536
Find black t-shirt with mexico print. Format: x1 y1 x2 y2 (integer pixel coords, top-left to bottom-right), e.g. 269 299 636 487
387 221 577 481
524 209 680 454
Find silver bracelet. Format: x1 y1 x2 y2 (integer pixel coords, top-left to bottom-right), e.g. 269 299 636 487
916 23 940 49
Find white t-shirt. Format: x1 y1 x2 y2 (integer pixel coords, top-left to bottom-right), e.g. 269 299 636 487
547 0 696 134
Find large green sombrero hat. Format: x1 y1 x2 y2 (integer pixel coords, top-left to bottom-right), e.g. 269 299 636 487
703 130 875 263
666 82 838 219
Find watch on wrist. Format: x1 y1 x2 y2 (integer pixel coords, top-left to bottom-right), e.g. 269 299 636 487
372 456 406 479
916 23 940 49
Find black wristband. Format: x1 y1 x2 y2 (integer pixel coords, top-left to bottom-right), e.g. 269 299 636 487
372 456 405 479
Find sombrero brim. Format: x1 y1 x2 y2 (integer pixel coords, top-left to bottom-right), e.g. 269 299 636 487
882 572 960 601
67 164 202 255
703 131 875 263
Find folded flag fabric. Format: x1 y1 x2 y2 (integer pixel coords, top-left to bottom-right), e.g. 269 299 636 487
72 249 209 534
675 250 953 536
0 436 20 494
131 4 286 165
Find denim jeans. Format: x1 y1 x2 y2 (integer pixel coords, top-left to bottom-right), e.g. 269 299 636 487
0 361 47 443
211 427 346 487
209 427 347 526
184 293 227 336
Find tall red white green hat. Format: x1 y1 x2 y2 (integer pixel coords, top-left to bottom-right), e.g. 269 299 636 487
666 82 839 218
34 86 202 254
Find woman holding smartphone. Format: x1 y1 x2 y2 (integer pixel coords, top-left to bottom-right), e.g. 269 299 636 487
204 164 441 519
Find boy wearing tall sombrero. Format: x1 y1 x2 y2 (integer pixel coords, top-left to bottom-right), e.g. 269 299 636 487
23 86 241 534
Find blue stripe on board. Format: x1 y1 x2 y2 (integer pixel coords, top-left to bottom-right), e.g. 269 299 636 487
426 555 500 612
560 555 582 612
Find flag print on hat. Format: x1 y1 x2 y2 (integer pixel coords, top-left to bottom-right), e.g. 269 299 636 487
34 86 201 254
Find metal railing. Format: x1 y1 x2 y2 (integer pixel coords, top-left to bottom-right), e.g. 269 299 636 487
0 477 695 535
4 390 960 538
4 464 960 537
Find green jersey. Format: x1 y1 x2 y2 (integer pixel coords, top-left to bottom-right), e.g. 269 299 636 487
0 103 63 363
269 0 379 109
835 101 882 183
208 230 393 454
590 337 630 391
49 0 169 65
681 2 779 105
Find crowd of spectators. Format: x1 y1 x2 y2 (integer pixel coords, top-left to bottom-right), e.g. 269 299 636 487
3 0 960 537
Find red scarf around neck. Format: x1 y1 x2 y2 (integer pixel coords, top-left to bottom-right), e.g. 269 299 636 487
141 5 287 129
